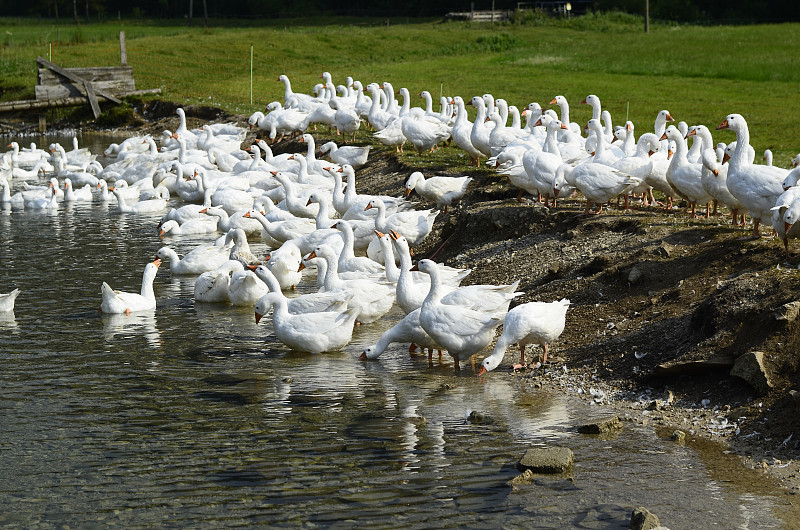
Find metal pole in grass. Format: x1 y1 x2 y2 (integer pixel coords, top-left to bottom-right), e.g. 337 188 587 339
439 82 443 112
250 44 254 106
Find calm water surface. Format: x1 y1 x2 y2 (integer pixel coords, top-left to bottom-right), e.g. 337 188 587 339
0 134 795 527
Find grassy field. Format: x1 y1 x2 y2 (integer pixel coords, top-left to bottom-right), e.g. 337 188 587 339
1 13 799 164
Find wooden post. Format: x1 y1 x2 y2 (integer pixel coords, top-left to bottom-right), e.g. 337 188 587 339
38 114 46 133
202 0 208 28
119 31 127 66
644 0 650 33
189 0 194 26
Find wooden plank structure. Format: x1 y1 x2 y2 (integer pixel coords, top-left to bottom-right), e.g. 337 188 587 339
444 9 511 22
0 32 160 131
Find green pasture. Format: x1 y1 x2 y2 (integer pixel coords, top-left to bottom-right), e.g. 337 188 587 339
1 13 799 164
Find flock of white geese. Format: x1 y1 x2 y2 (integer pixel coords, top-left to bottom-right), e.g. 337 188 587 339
3 71 799 374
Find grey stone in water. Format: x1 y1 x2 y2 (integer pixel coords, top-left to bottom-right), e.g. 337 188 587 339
629 506 661 530
507 469 534 489
517 446 574 474
628 265 643 285
467 410 489 424
577 416 622 434
671 430 686 443
730 351 772 395
773 301 800 323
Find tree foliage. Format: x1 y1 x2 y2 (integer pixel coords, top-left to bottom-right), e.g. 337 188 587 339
1 0 798 22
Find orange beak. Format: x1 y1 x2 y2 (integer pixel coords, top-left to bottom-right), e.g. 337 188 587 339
549 98 558 105
659 133 668 141
533 118 543 127
477 366 487 376
685 129 696 139
666 113 675 122
716 119 729 130
364 203 373 211
255 311 263 324
297 262 305 272
580 97 587 104
307 250 317 260
553 188 559 198
153 259 162 268
243 211 251 218
722 153 731 164
374 230 385 238
199 208 207 213
405 188 412 197
389 229 401 240
560 123 568 130
786 222 793 234
648 150 655 157
667 149 674 160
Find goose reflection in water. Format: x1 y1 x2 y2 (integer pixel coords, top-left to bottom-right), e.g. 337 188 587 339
102 310 162 349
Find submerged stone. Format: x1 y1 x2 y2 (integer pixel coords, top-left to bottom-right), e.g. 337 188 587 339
577 416 622 434
629 506 661 530
517 446 574 474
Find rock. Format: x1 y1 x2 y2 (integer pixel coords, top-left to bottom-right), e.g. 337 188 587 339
653 357 733 376
467 410 490 424
653 241 674 258
730 351 772 395
773 301 800 323
507 469 534 488
671 430 686 442
629 507 661 530
661 389 674 404
628 265 644 285
577 416 622 434
517 446 574 474
282 376 293 384
789 390 800 407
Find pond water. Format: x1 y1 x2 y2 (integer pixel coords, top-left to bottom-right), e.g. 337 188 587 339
0 134 796 527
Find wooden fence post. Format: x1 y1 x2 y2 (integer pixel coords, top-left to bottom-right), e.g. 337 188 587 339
120 31 127 66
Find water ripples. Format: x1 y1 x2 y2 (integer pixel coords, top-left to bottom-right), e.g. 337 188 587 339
0 138 794 527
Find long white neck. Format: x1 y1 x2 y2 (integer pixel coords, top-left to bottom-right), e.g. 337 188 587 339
730 123 751 173
140 266 157 300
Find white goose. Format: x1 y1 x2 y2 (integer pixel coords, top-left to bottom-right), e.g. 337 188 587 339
194 260 244 303
159 217 219 237
365 198 438 247
227 269 269 306
0 289 20 312
691 125 744 225
450 96 484 166
309 244 395 324
63 178 93 202
254 292 359 354
100 259 161 314
253 265 349 315
156 244 232 275
663 125 713 218
320 141 372 168
771 186 800 258
555 163 641 215
417 260 506 373
717 113 787 238
478 299 570 374
112 188 167 214
405 172 472 214
359 308 441 361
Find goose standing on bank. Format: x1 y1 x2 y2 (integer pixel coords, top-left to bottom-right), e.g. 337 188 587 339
404 171 472 213
717 113 787 238
417 259 506 373
477 299 570 374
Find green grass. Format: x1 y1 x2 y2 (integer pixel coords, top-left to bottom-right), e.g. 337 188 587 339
1 13 799 164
